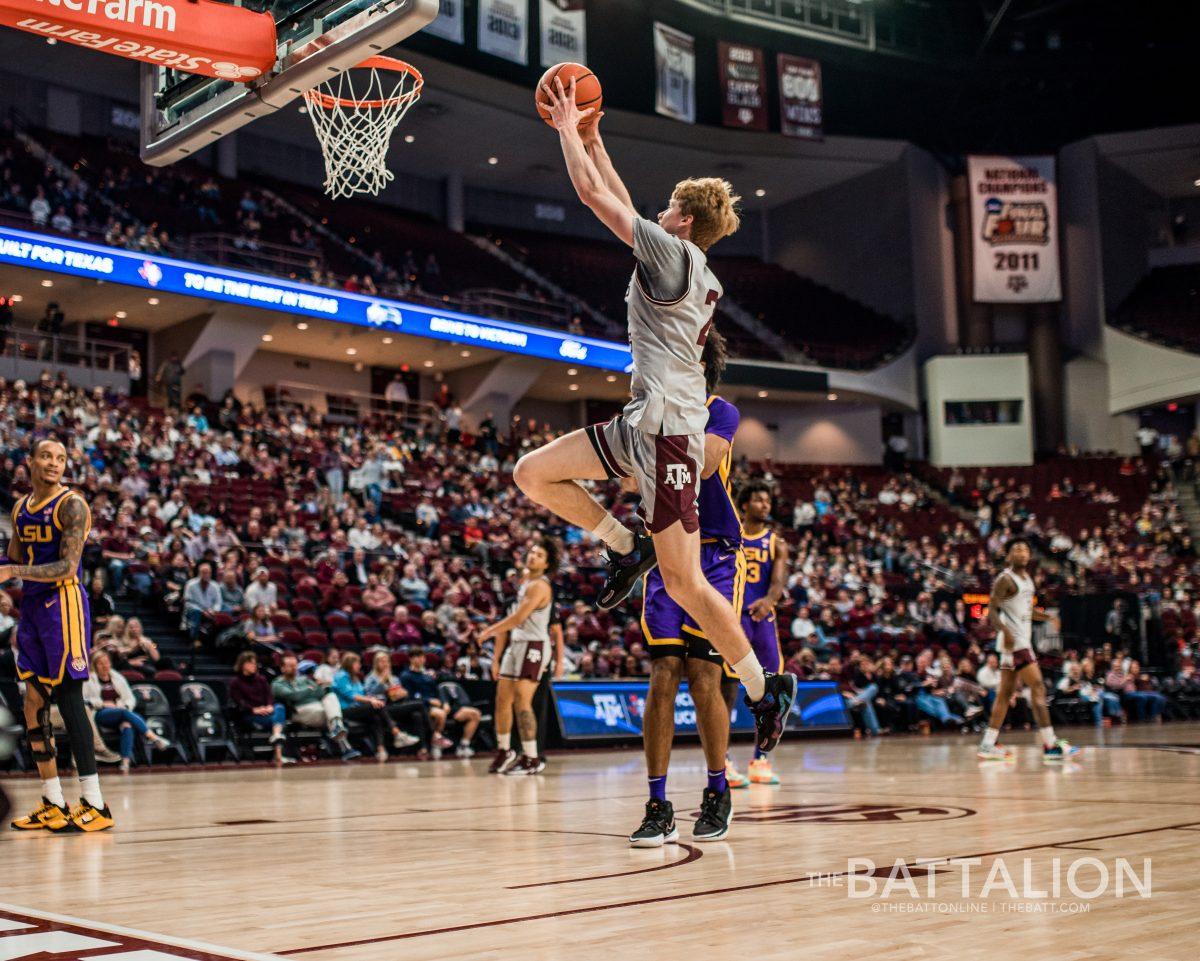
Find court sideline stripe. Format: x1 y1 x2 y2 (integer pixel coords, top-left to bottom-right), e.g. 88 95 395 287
278 818 1200 954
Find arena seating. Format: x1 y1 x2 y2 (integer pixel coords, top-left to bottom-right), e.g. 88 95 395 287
1111 263 1200 354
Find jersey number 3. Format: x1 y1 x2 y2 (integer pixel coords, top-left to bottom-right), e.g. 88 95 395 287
697 290 720 345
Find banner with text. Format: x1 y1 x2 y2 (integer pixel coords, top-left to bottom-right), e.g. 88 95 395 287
539 0 585 67
778 53 823 140
968 155 1061 303
654 21 695 124
478 0 528 64
718 41 767 131
423 0 464 43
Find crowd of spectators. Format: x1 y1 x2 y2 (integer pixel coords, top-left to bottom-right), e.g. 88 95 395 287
1 371 1199 768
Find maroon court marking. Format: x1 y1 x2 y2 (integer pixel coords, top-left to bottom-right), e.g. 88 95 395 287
279 818 1200 953
507 842 703 889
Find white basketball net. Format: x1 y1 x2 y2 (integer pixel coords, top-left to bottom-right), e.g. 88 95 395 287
303 59 423 200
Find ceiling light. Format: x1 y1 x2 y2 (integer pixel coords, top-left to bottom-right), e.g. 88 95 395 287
404 134 415 144
261 334 273 342
10 295 22 303
827 393 838 401
423 360 435 368
354 362 364 372
569 383 579 391
567 368 577 376
382 336 393 344
115 310 127 319
1194 178 1200 188
605 374 616 382
487 156 499 165
147 297 159 305
296 322 308 330
755 188 766 197
45 37 56 44
40 279 53 287
298 106 308 115
460 350 471 357
757 390 768 398
346 348 357 356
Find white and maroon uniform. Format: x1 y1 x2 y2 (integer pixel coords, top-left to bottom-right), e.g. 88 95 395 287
585 217 721 534
498 576 553 682
997 567 1036 670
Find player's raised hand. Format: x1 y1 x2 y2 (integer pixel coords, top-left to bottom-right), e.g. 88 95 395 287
579 110 605 144
541 76 597 132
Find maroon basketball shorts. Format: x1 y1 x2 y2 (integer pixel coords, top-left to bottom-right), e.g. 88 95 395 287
586 415 703 535
499 637 552 682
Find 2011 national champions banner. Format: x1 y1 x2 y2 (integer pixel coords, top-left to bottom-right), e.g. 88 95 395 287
539 0 585 67
968 155 1062 303
654 21 695 124
478 0 528 64
717 41 767 131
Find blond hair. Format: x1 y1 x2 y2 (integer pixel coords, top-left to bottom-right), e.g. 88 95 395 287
672 178 741 250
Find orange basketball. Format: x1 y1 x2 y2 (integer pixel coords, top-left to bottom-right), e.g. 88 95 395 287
535 62 602 127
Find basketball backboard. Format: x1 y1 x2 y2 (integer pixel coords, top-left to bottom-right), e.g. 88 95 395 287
139 0 437 166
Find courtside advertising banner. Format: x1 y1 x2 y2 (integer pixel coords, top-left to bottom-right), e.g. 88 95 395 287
654 21 695 124
423 0 464 43
478 0 527 64
0 0 276 79
718 41 767 131
968 155 1062 303
539 0 585 67
778 53 823 140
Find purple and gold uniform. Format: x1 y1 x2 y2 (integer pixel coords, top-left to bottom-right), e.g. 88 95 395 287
740 530 783 673
11 489 91 688
641 396 744 664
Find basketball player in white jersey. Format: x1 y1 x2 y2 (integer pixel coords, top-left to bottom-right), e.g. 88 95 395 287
481 540 562 775
514 77 796 759
977 538 1080 762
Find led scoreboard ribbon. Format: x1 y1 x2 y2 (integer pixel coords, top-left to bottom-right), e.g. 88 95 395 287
0 225 635 373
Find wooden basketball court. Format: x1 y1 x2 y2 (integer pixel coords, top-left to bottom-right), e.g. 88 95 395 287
3 723 1197 961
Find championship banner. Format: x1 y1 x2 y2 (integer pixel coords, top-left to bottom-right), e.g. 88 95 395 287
0 0 275 80
718 41 767 131
478 0 528 65
968 155 1061 303
423 0 464 43
778 53 823 140
653 21 695 124
539 0 585 67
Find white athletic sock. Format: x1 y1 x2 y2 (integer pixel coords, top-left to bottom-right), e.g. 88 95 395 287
521 739 539 759
497 731 511 751
733 652 766 701
591 513 635 555
78 774 103 809
42 777 65 807
980 727 999 749
1039 726 1057 749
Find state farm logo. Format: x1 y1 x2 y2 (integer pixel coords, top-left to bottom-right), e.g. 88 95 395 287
980 198 1049 246
559 340 587 361
706 803 976 824
138 259 163 287
365 301 402 327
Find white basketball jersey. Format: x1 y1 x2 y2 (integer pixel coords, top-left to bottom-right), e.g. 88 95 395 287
509 576 551 643
997 568 1034 652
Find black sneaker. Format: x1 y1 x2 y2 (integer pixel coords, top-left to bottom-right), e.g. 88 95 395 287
504 754 547 776
596 534 657 611
692 787 732 842
488 748 517 774
629 798 678 848
745 671 798 754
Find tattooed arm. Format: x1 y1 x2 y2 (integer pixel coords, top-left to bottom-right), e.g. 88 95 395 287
0 494 89 583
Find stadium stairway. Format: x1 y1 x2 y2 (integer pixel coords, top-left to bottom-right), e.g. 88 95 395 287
114 600 231 682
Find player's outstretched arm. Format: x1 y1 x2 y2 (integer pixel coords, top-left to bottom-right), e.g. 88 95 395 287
0 495 89 583
767 538 789 609
542 77 634 247
987 573 1017 649
580 116 636 216
701 434 731 480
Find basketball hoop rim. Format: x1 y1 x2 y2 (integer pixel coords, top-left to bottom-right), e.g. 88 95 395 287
304 56 424 111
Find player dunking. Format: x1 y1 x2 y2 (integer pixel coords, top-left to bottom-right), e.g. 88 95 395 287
723 481 789 788
482 540 563 775
632 332 741 846
977 538 1079 763
516 76 796 757
4 438 113 832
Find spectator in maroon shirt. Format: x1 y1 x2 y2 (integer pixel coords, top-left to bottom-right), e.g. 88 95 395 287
387 605 421 648
229 652 288 764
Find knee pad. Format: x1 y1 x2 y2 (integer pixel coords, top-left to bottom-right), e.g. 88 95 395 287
26 680 56 762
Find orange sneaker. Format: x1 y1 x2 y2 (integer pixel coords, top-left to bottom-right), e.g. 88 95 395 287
726 759 750 789
748 757 780 785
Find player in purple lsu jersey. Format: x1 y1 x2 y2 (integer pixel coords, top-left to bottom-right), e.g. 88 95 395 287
631 332 744 845
3 438 114 833
723 482 790 788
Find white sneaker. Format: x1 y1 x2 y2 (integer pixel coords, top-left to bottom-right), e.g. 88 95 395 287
455 744 475 758
393 730 420 749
